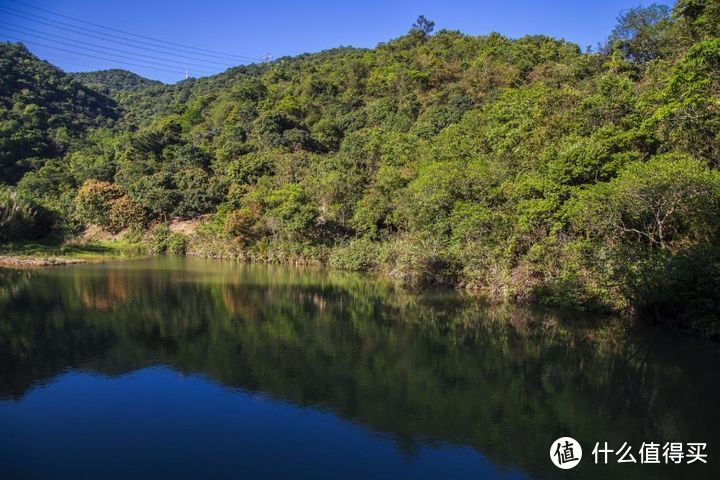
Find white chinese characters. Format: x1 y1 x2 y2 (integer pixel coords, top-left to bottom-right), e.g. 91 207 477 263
592 442 707 464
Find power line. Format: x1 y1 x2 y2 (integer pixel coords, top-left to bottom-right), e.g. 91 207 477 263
2 36 195 76
12 51 107 72
0 20 239 69
2 33 215 75
31 54 167 78
1 4 261 62
0 7 253 66
12 0 260 61
40 56 131 73
0 24 219 74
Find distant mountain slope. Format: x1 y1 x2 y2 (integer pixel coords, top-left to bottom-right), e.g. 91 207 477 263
70 69 162 96
0 42 118 184
111 60 275 128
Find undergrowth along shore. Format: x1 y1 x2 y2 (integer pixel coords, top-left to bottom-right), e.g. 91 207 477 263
3 223 718 340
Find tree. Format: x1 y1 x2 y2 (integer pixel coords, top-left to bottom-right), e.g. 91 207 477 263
265 184 318 241
74 180 145 232
651 38 720 167
411 15 435 35
569 155 720 250
74 180 124 227
674 0 720 40
606 4 673 64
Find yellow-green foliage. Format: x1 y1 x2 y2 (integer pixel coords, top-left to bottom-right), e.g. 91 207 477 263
74 180 145 233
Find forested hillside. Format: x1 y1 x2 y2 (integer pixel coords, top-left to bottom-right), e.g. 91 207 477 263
2 2 720 336
0 43 118 184
70 69 162 96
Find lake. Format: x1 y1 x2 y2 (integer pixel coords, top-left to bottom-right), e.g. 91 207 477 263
0 257 718 479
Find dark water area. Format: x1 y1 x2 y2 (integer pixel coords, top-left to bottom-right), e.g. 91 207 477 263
0 257 718 479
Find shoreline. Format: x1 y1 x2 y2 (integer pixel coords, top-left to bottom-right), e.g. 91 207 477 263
0 255 87 268
2 248 717 341
0 240 147 269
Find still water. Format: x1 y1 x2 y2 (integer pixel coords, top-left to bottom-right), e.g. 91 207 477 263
0 257 718 479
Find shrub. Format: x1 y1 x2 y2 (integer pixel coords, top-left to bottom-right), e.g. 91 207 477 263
107 196 147 233
74 180 150 233
329 238 381 271
74 180 123 227
265 184 318 241
379 235 457 288
148 224 171 254
226 151 275 185
166 232 189 255
172 167 222 218
224 204 262 245
562 155 720 329
0 187 53 242
149 224 189 255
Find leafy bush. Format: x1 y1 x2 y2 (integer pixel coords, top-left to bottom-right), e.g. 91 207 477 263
107 196 147 233
265 184 318 241
226 151 275 185
74 180 146 233
74 180 123 226
148 224 188 255
379 235 457 288
224 204 262 246
329 238 381 271
148 224 171 254
0 187 53 242
568 155 720 251
166 232 189 255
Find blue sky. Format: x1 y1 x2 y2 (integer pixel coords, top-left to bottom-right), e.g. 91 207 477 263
0 0 673 83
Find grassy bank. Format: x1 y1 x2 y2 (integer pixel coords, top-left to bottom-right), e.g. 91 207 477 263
0 239 146 266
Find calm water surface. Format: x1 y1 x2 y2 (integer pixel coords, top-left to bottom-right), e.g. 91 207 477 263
0 257 718 479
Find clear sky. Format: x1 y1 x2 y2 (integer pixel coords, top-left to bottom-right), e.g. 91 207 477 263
0 0 674 83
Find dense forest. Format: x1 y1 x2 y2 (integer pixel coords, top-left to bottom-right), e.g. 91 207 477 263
1 2 719 336
69 69 162 95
